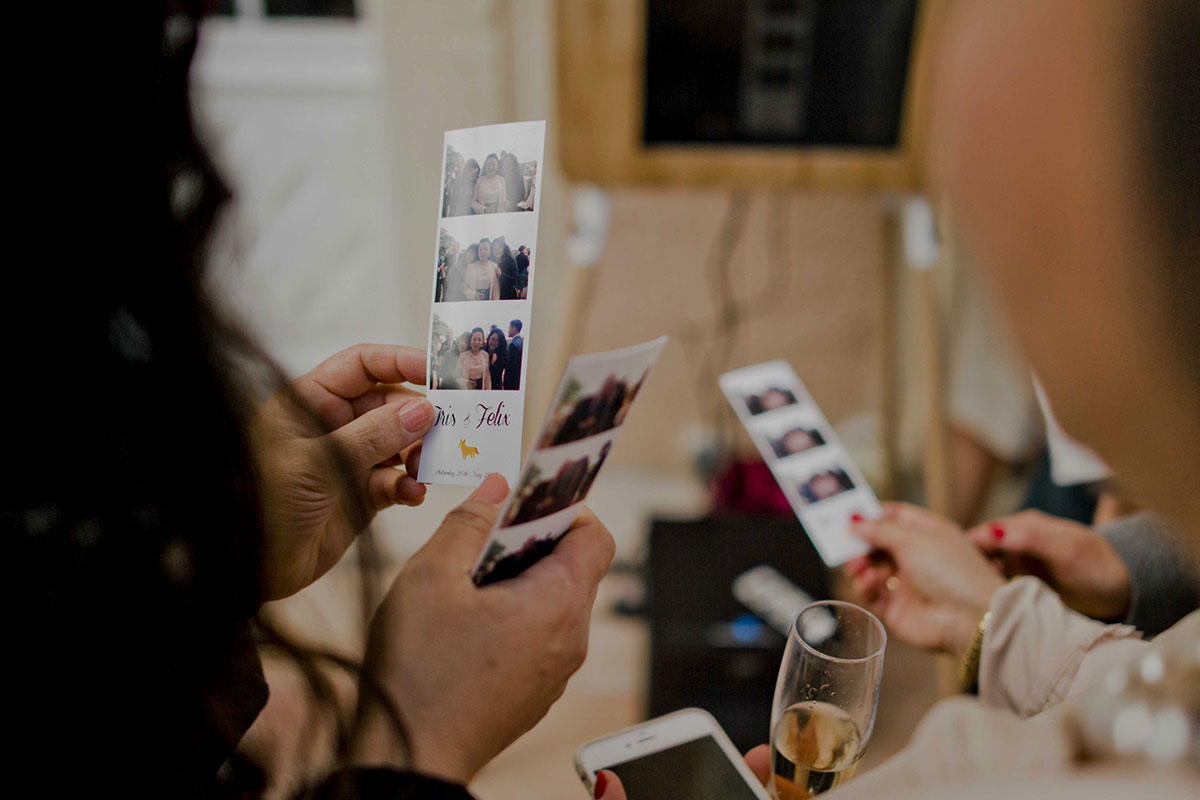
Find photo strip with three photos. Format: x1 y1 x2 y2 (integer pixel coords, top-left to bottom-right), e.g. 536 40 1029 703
419 121 545 487
720 360 879 566
471 337 669 585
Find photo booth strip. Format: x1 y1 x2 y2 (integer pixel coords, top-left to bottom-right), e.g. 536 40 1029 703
719 360 877 566
418 120 546 486
470 336 669 584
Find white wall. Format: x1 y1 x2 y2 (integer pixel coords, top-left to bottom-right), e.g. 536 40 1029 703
193 15 395 377
192 0 568 414
378 0 568 410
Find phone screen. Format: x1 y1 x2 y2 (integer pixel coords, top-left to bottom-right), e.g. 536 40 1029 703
604 735 762 799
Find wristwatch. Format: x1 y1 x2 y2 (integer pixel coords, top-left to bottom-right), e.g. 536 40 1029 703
958 610 992 692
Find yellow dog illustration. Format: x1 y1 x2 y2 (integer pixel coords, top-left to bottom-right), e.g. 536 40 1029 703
459 439 480 460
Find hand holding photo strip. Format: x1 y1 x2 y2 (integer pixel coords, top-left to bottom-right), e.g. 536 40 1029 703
420 121 545 487
719 360 878 566
470 337 668 585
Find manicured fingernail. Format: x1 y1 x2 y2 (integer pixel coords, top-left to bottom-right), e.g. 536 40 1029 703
594 771 608 799
397 398 433 431
850 513 864 523
468 473 509 503
991 524 1005 540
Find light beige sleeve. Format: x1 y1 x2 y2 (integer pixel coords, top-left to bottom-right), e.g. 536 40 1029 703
827 600 1200 800
978 577 1144 718
834 700 1197 800
828 696 1075 798
830 614 1200 800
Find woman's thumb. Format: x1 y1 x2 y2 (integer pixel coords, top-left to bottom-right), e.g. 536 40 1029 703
327 397 433 471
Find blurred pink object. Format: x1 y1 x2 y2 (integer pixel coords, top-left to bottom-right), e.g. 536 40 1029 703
712 460 791 515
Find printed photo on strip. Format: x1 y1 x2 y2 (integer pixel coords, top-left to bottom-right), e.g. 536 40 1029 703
441 122 544 218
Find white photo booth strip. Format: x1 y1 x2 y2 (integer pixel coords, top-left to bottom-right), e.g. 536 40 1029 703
419 121 546 486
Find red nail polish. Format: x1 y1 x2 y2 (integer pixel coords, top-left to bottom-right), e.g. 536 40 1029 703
991 524 1005 540
594 771 608 798
850 513 864 523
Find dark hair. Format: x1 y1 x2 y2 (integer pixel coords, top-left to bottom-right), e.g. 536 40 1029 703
498 154 524 208
17 3 380 794
471 326 486 341
510 319 523 332
1140 2 1200 377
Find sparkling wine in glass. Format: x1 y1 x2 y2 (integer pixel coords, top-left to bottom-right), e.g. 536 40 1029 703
769 601 886 799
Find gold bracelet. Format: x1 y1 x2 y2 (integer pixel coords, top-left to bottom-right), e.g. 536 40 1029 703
957 610 992 692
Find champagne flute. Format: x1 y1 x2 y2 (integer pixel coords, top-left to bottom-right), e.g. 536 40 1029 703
769 600 886 800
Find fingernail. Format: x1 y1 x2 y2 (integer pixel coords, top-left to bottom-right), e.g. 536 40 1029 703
468 473 509 504
850 513 864 523
594 771 608 799
397 398 433 431
991 524 1005 540
400 480 427 506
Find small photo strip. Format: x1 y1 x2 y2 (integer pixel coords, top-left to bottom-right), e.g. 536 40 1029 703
502 429 616 529
429 301 527 392
720 360 877 566
441 121 543 218
537 346 660 450
472 503 581 586
743 386 800 416
754 406 830 460
436 214 535 304
783 458 858 507
470 337 669 584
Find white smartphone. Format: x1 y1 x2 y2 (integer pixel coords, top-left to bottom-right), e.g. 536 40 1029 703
574 708 772 800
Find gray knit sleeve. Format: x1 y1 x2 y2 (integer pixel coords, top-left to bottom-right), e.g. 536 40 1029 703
1098 512 1200 637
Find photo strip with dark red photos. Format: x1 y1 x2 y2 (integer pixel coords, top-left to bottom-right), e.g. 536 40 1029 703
470 337 668 585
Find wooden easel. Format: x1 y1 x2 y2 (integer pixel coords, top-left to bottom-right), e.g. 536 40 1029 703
552 0 960 695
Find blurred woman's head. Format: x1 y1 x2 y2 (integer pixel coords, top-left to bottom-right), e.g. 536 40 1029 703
483 155 499 176
936 0 1200 532
464 158 480 182
760 388 792 412
782 428 820 455
477 238 491 262
458 333 470 353
470 328 485 352
487 329 505 353
465 243 479 263
807 471 844 501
